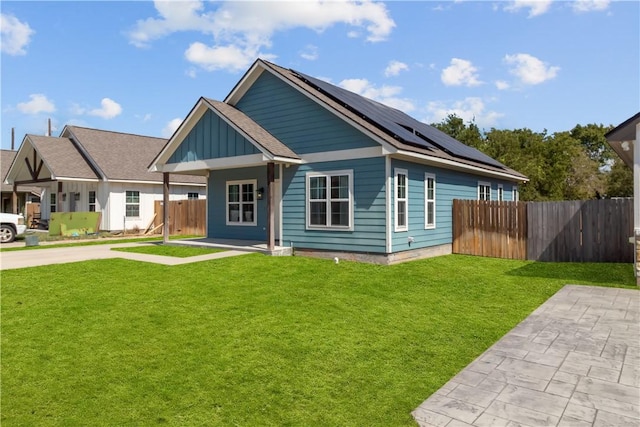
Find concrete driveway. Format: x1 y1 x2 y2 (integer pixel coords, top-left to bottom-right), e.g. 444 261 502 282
0 242 249 270
413 285 640 427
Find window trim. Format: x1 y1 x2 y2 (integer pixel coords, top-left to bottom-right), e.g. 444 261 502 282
497 184 504 202
125 190 140 218
425 173 436 229
513 185 519 202
226 179 257 226
478 181 491 201
394 168 408 232
305 169 354 231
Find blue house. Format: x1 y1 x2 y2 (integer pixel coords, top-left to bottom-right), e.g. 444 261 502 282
150 59 527 263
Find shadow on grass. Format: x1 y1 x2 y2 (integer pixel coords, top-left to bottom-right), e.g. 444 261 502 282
506 261 637 288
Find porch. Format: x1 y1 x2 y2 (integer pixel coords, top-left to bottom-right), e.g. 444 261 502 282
168 237 293 257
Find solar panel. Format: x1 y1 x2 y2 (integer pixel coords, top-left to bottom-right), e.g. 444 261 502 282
293 70 505 169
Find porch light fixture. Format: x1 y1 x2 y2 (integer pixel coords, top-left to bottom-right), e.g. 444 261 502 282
257 187 264 200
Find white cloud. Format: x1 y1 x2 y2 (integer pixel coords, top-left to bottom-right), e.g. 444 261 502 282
300 45 319 61
1 13 35 55
504 0 552 17
17 94 56 114
384 60 409 77
425 97 503 129
572 0 610 13
495 80 510 90
184 42 260 72
504 53 559 85
88 98 122 119
339 78 415 113
162 118 183 138
441 58 483 87
128 0 395 72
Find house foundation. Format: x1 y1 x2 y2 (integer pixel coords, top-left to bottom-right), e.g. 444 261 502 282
294 243 452 265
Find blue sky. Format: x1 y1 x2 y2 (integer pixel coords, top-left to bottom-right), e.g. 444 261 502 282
1 1 638 150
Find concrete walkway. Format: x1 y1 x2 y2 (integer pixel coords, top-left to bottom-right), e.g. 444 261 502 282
413 285 640 427
0 242 251 270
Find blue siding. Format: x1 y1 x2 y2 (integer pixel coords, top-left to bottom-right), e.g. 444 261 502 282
281 157 387 253
390 159 519 253
208 166 272 240
168 109 260 164
235 72 378 154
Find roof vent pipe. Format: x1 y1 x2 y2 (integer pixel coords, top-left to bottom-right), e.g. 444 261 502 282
11 127 15 150
48 118 52 137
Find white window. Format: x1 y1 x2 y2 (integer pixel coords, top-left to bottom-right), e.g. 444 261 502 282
497 184 504 202
188 192 199 200
125 191 140 217
478 182 491 201
395 168 408 231
50 192 57 213
227 180 256 225
306 170 353 230
425 173 436 229
513 185 519 202
89 191 96 212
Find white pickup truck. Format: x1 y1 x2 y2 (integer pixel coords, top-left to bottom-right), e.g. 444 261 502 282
0 213 27 243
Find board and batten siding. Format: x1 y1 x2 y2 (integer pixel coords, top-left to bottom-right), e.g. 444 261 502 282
167 109 260 164
235 71 379 154
107 182 206 232
390 159 519 253
40 181 98 219
40 181 205 231
207 166 280 241
281 157 387 253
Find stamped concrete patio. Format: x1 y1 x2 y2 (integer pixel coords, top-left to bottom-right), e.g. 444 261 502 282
413 285 640 427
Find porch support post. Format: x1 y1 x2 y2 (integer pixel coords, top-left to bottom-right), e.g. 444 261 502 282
163 172 170 244
57 182 63 213
267 162 275 251
12 183 18 214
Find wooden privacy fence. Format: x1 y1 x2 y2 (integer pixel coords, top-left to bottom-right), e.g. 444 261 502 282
527 199 633 262
154 199 206 236
453 200 527 260
453 198 633 262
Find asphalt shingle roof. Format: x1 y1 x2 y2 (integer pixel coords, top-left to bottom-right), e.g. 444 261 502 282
64 126 205 184
1 149 41 195
28 135 99 180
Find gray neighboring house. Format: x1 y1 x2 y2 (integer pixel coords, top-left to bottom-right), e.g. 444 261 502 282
1 149 41 214
5 126 206 232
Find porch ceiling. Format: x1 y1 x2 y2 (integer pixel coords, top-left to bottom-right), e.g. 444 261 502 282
605 112 639 169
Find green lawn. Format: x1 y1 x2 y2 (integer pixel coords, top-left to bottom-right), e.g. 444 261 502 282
111 244 225 257
1 255 635 426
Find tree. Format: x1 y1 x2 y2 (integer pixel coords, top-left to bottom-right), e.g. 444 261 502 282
570 123 614 169
484 128 548 200
431 114 484 150
606 158 633 197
